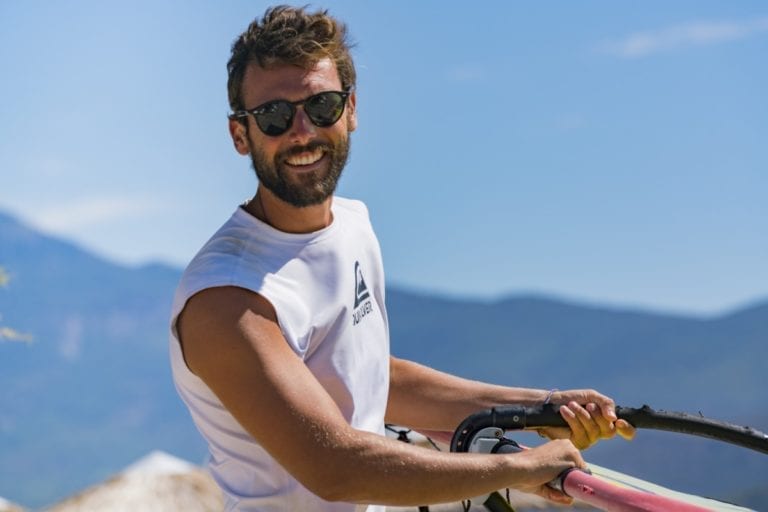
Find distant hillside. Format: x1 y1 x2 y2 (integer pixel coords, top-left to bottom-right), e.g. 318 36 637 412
387 289 768 416
0 212 198 508
1 209 766 509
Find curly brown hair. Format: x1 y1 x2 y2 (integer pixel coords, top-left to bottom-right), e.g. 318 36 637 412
227 5 356 112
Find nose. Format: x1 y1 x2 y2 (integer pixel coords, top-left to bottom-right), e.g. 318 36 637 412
286 105 317 144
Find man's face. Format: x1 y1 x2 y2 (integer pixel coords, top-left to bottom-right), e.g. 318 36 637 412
231 58 357 207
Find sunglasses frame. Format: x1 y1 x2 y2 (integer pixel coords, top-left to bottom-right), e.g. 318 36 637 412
229 90 351 137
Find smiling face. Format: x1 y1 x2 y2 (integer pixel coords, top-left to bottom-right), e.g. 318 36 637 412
229 58 357 207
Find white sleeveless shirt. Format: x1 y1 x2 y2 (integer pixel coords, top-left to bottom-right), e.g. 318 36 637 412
169 197 389 512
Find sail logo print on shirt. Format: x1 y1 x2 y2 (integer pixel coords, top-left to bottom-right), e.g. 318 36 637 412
352 261 373 326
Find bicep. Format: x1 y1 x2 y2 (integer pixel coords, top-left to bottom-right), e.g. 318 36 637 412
177 286 352 486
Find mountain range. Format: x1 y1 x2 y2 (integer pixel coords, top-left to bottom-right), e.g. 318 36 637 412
1 209 766 510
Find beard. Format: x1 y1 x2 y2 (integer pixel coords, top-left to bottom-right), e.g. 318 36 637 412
249 135 351 207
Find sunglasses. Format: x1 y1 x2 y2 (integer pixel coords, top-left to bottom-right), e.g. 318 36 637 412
229 90 351 137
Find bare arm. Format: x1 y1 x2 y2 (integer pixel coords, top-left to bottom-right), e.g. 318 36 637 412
178 286 583 505
386 357 636 449
386 356 549 432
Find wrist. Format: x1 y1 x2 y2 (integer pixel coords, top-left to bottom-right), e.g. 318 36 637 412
497 448 528 490
503 446 545 490
543 388 559 405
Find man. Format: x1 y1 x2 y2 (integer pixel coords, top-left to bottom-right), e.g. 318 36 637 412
169 6 634 511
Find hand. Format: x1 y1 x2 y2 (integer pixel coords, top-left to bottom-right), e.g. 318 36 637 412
512 439 587 504
537 389 636 449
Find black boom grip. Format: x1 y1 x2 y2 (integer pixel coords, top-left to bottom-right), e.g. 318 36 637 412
450 404 564 452
450 404 768 454
615 405 768 454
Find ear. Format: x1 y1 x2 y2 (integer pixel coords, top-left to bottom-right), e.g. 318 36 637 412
228 118 251 156
346 91 357 133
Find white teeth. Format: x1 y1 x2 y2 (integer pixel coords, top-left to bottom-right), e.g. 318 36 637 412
286 149 324 166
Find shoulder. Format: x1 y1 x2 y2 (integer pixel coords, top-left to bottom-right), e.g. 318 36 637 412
183 286 277 332
171 207 271 322
180 206 276 290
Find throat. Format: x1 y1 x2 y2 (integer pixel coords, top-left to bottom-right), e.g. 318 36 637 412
248 189 334 233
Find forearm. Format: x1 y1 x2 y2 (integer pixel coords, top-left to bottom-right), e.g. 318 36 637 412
306 425 540 505
386 357 549 432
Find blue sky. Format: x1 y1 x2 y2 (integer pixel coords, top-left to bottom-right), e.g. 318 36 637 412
1 1 766 315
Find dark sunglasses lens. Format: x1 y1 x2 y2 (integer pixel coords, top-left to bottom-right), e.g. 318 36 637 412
255 101 294 136
305 92 346 127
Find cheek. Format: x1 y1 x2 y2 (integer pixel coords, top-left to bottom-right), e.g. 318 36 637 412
251 136 284 162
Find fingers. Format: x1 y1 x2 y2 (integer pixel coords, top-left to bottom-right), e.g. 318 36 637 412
615 418 637 440
581 394 637 441
516 439 586 489
548 389 636 447
560 402 601 449
560 400 627 449
576 389 619 422
586 395 636 441
596 396 618 422
586 402 616 438
534 484 574 505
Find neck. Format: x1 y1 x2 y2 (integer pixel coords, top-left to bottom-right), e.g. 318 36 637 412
246 187 333 234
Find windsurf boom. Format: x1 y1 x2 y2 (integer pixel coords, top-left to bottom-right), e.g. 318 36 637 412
449 404 766 511
451 404 768 454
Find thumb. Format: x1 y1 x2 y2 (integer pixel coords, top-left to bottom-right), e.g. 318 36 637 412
597 398 618 422
615 419 637 440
